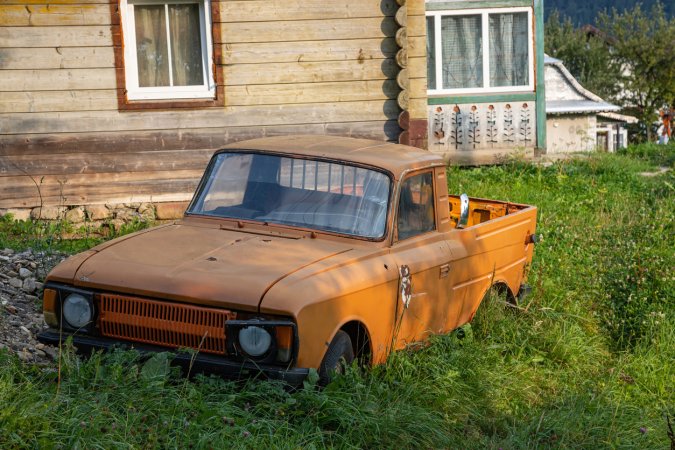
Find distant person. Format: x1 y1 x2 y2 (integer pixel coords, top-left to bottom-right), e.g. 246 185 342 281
658 109 671 145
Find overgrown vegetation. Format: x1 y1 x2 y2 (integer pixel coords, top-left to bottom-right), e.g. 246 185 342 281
1 146 673 448
0 215 152 254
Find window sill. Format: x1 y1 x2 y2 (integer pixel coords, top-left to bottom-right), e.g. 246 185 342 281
117 86 225 111
427 91 537 105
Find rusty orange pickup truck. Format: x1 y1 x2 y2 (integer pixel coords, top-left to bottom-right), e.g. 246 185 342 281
39 136 538 385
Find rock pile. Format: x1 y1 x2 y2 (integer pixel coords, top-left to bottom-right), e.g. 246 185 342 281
0 248 67 364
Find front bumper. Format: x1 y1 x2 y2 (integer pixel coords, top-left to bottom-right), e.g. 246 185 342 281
37 330 309 387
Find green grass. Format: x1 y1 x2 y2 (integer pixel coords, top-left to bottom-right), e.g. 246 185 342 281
1 145 673 448
0 215 152 254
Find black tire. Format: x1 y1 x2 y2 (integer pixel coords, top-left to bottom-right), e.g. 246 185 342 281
318 330 354 385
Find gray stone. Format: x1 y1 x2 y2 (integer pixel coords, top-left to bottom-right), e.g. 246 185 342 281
22 278 37 293
65 207 86 224
19 267 33 279
44 347 58 360
18 349 31 362
85 204 111 221
30 206 67 221
3 209 31 221
115 209 138 221
138 203 156 221
9 278 23 289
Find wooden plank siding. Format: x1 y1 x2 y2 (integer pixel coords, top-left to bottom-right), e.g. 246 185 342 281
0 0 407 209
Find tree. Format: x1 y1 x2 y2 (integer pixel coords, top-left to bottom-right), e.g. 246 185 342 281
598 3 675 141
545 11 622 103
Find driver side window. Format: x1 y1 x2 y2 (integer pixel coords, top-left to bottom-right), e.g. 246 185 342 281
397 171 436 240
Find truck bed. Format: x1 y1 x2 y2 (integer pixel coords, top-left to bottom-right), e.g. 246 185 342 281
448 195 530 228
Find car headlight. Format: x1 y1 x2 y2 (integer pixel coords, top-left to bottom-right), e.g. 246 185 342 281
62 293 93 329
238 326 272 357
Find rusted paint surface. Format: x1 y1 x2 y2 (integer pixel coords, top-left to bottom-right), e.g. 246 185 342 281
42 136 537 371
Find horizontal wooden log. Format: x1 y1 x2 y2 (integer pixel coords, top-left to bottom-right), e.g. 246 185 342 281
0 68 116 91
0 47 114 70
225 58 398 85
219 17 398 43
409 77 427 95
0 4 111 26
226 79 399 106
406 0 426 16
0 149 215 177
3 169 202 190
408 35 426 58
407 14 425 37
0 0 112 4
219 0 398 22
407 56 427 79
0 174 202 208
0 90 118 113
0 25 112 47
221 38 399 65
0 101 401 134
0 121 401 156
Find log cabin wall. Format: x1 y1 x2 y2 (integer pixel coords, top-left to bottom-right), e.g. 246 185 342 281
0 0 412 212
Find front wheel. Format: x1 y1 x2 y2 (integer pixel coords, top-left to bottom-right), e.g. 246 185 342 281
318 330 354 385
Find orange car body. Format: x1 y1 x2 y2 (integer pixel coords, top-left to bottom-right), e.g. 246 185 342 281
39 136 537 384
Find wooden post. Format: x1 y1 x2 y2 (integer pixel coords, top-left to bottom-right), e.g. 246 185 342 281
397 0 428 149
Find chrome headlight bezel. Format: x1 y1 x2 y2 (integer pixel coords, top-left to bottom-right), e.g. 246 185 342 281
226 319 297 364
51 286 96 332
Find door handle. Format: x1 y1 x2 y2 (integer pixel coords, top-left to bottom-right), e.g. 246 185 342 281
440 263 450 278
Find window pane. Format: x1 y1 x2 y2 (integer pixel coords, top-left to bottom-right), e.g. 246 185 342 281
191 153 391 239
489 12 529 87
169 3 205 86
398 172 435 240
426 16 436 90
134 5 170 87
199 154 252 211
441 15 482 89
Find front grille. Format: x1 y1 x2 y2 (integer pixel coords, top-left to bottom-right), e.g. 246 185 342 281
98 293 235 355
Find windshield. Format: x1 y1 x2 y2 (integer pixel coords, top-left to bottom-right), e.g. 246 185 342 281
188 152 391 239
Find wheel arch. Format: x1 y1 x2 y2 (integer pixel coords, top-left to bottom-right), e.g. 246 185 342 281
338 320 372 366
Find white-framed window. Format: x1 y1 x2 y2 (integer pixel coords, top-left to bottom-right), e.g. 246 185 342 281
426 7 534 95
120 0 215 100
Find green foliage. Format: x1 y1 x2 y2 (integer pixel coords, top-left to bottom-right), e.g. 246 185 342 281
545 3 675 142
618 141 675 167
0 215 152 254
545 10 622 103
597 3 675 140
1 147 673 448
545 0 674 27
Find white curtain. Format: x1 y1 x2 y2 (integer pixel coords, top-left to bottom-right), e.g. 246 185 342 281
489 12 529 87
169 4 204 86
134 3 204 87
134 5 169 87
441 15 482 89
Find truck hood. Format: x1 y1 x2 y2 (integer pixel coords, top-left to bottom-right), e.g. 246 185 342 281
68 222 352 311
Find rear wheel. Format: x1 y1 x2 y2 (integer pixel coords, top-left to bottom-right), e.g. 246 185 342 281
318 330 354 385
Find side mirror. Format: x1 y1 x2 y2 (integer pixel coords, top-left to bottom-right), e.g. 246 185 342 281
457 193 469 229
